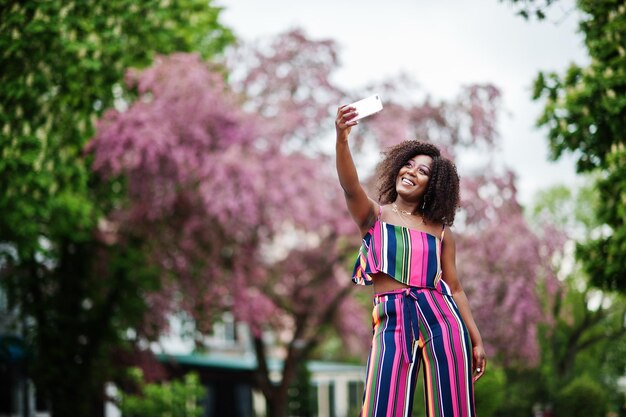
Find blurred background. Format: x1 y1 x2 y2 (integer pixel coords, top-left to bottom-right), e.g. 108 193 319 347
1 1 625 417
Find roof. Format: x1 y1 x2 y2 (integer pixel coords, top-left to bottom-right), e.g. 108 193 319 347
156 352 363 373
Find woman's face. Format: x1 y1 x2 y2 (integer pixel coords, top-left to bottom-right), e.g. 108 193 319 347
395 154 433 202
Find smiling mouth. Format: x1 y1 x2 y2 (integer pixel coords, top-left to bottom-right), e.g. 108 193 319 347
401 178 415 186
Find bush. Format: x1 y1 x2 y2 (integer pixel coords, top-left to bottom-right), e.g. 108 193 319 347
474 366 506 417
119 369 206 417
555 375 607 417
493 367 550 417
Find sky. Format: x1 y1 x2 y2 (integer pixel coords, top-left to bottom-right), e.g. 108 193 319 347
215 0 589 205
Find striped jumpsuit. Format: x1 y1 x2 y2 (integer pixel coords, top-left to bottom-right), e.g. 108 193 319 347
352 215 476 417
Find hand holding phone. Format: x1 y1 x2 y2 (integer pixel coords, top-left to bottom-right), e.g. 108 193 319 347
347 94 383 121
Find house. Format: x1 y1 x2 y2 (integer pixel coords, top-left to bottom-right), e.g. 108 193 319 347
1 303 366 417
149 352 365 417
104 314 367 417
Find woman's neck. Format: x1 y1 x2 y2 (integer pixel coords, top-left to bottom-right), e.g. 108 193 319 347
393 199 420 216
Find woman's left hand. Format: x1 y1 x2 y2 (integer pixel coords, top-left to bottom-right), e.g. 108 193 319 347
472 344 486 382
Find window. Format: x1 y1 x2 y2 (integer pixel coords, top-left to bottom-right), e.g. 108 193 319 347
328 382 336 417
348 380 364 413
310 383 319 416
212 312 237 346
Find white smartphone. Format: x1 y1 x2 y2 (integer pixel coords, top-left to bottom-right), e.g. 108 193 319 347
347 94 383 121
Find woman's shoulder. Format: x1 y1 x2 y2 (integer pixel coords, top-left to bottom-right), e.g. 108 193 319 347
440 224 456 246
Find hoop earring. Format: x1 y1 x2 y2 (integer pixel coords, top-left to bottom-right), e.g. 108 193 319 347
422 200 426 211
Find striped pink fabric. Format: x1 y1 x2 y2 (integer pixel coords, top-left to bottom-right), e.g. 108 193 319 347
352 219 450 295
360 288 475 417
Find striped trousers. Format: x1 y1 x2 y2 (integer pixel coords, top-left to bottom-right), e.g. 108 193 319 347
360 288 475 417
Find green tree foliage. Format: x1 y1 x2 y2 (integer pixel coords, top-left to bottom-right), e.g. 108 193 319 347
555 375 607 417
287 363 315 417
531 1 626 171
527 183 626 415
119 369 205 417
495 367 550 417
0 0 233 251
0 1 233 415
473 366 506 417
578 148 626 290
526 1 626 291
499 0 561 20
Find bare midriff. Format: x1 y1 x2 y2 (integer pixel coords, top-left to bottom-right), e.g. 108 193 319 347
372 272 409 294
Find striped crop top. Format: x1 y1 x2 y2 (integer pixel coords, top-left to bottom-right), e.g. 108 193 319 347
352 208 450 295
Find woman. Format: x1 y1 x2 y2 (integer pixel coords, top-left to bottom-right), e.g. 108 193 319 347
335 104 486 417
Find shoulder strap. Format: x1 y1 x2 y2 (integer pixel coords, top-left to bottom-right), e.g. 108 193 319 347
441 224 446 241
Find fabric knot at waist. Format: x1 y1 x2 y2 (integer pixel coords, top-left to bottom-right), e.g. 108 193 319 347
374 287 421 363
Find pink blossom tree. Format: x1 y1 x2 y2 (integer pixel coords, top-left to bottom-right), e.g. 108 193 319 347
89 42 361 416
456 171 564 366
88 29 563 416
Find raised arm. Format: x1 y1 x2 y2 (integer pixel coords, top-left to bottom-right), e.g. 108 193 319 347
335 105 378 235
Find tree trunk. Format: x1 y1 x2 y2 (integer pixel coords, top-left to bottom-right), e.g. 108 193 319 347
253 334 303 417
267 388 290 417
49 391 103 417
31 241 125 417
38 329 105 417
